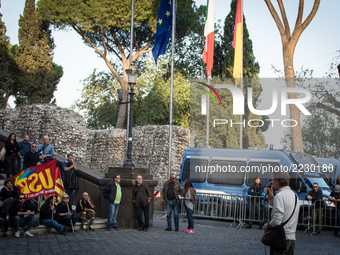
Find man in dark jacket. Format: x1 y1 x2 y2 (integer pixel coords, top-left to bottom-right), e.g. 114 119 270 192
102 174 122 231
306 182 323 234
62 154 79 201
23 143 39 170
162 173 181 231
247 177 264 229
8 193 36 237
133 175 151 231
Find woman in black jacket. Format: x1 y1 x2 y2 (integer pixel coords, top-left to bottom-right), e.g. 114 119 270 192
4 133 21 178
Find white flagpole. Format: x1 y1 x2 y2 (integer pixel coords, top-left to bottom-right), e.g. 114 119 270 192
239 0 244 149
168 0 176 179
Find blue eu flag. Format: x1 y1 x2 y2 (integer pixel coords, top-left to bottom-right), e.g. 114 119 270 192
152 0 174 65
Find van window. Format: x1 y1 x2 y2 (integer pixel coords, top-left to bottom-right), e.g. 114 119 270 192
246 162 280 186
181 159 207 183
289 171 302 192
208 161 246 185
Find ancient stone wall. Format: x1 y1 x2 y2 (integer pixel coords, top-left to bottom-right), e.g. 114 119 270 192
0 105 190 188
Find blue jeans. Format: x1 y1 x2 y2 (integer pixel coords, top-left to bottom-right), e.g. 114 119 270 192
68 189 76 201
59 213 79 227
185 205 194 229
40 219 63 233
10 215 36 232
107 203 120 228
166 200 179 229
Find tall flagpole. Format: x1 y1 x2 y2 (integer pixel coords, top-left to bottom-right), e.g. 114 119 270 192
239 0 244 149
168 0 176 178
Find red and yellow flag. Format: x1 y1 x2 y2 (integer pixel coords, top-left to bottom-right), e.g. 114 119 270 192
13 159 65 201
233 0 243 78
202 0 215 78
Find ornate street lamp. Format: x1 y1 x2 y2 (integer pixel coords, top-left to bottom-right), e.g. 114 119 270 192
123 63 138 167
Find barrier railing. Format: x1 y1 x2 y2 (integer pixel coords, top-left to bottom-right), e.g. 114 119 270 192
154 192 340 232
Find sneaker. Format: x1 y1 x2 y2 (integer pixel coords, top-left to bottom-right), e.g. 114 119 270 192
174 228 179 232
15 231 20 238
89 225 94 231
106 227 111 231
142 228 148 232
183 228 189 233
24 231 34 237
81 225 87 231
187 229 195 234
112 226 118 230
165 228 172 231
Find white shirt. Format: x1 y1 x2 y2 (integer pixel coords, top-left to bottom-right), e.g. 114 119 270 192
269 186 299 240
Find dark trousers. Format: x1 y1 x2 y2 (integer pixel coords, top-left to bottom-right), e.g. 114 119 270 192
335 207 340 235
249 200 262 226
137 202 149 229
0 218 9 233
166 200 179 229
5 155 19 178
270 240 295 255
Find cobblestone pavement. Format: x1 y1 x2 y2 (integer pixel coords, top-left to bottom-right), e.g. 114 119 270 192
0 213 338 255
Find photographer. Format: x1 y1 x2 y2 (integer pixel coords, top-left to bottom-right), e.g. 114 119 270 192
62 154 78 201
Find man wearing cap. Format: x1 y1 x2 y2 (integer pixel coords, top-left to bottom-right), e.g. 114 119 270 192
329 185 340 237
102 174 122 231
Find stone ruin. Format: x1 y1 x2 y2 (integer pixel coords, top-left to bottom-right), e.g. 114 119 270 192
0 105 190 189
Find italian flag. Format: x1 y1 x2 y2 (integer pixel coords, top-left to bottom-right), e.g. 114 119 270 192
233 0 243 78
203 0 214 78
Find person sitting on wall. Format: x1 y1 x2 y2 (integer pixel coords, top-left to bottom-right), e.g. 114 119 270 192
76 192 95 231
37 136 54 163
57 193 79 231
8 193 36 237
40 195 68 235
0 197 9 237
1 178 19 211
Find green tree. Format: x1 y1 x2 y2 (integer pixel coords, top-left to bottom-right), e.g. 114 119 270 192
38 0 158 128
74 56 190 130
0 10 17 108
15 0 56 106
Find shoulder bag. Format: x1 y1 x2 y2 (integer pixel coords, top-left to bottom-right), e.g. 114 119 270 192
261 194 297 250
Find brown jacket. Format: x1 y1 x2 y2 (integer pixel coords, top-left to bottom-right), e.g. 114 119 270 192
162 180 181 201
133 183 151 207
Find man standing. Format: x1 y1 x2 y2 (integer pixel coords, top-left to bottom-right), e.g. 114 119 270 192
247 177 264 229
162 173 181 231
306 182 323 234
37 136 54 163
133 175 151 231
8 193 37 237
264 172 299 255
18 135 31 171
329 185 340 237
62 154 78 201
102 174 122 231
76 192 95 231
23 143 39 169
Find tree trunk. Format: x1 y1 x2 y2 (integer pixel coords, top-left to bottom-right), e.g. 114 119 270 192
115 60 130 129
283 47 304 152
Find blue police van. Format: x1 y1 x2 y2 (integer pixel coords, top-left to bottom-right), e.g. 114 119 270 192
180 147 332 200
315 157 340 187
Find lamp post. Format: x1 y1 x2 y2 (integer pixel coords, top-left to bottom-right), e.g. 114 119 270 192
123 63 138 168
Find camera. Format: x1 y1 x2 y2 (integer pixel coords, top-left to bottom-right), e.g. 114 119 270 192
266 181 273 188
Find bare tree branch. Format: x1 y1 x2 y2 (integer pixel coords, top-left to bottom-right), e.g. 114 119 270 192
277 0 290 37
316 102 340 117
264 0 287 41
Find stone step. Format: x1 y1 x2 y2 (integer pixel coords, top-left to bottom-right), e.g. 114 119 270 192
0 217 107 236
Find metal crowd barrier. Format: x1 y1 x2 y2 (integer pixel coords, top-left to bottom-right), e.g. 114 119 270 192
155 192 340 232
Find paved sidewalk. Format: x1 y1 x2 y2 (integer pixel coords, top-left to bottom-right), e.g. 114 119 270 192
0 213 338 255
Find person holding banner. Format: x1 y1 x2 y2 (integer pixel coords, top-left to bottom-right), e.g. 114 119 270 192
40 195 68 235
8 193 36 237
57 193 79 231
